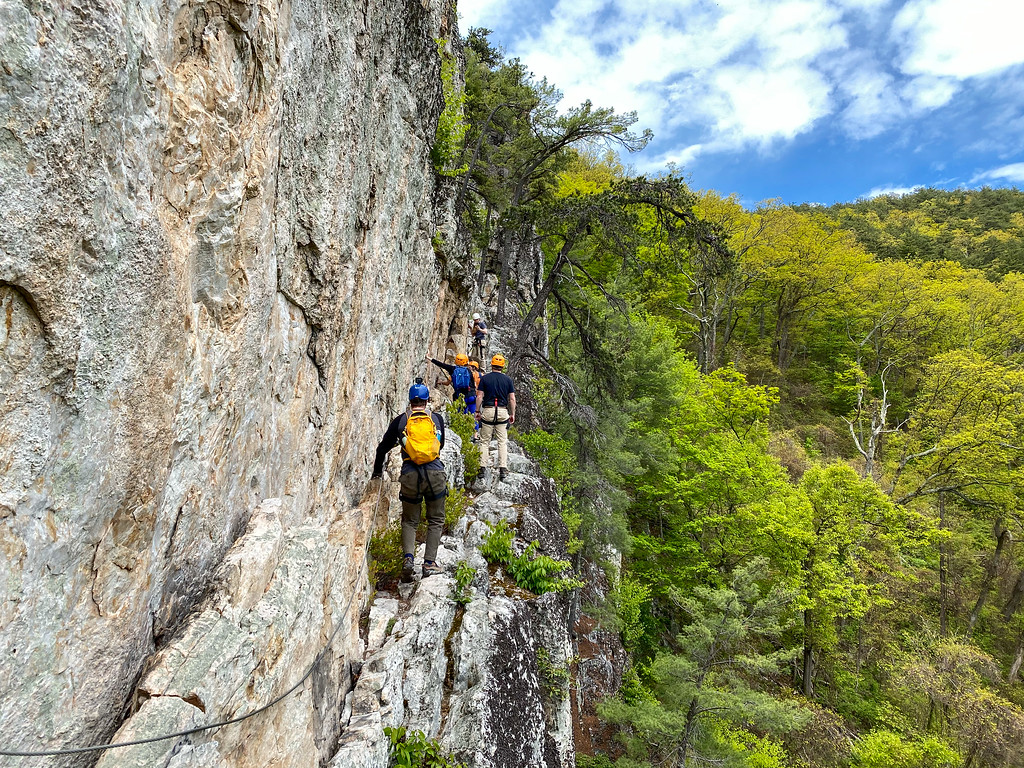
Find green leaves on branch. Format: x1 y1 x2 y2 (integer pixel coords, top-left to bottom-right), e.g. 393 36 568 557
384 727 465 768
432 38 468 177
480 520 582 594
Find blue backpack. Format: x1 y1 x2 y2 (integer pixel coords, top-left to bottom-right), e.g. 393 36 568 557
452 365 472 390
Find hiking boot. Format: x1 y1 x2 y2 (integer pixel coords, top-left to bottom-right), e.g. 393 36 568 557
421 560 443 578
401 554 416 583
499 468 509 482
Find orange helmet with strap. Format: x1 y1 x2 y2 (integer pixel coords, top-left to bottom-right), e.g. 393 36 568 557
491 354 506 369
455 353 469 366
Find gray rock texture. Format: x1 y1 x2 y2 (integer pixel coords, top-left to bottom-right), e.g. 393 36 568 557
0 0 469 763
334 440 576 768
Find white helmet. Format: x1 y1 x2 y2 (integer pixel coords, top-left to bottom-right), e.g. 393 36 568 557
472 313 481 320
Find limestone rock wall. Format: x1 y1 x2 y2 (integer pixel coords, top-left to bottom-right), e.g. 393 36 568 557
0 0 465 763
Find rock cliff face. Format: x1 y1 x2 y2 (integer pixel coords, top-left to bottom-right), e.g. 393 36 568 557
0 0 469 763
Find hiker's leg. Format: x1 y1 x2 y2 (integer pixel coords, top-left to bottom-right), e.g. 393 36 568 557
399 472 423 556
401 501 422 557
423 470 448 562
495 407 509 469
478 409 495 467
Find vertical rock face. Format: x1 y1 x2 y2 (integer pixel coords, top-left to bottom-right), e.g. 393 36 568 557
0 0 464 762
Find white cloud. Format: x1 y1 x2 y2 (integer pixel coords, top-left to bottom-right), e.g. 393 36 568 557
457 0 508 31
712 65 832 143
972 163 1024 184
863 184 924 198
901 75 958 111
894 0 1024 78
461 0 1024 172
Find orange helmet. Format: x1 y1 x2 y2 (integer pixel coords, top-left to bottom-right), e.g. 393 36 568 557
468 360 480 369
491 354 506 368
455 353 469 366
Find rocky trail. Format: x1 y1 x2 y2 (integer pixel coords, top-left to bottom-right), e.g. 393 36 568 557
334 434 576 768
76 430 592 768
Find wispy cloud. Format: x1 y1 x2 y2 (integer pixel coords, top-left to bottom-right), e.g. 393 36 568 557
971 163 1024 185
862 184 924 199
459 0 1024 191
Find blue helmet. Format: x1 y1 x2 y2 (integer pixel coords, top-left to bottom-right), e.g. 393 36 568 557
409 378 430 401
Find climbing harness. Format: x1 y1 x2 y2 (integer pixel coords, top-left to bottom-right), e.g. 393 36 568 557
0 477 389 759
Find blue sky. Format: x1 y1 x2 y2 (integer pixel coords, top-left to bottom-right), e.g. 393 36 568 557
457 0 1024 206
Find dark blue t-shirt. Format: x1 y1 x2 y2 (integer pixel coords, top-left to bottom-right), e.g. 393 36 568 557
477 371 515 408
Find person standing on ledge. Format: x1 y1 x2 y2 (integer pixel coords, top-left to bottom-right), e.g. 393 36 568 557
371 378 447 581
426 352 477 417
475 354 515 482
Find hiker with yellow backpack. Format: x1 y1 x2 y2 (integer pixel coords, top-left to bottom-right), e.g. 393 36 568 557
371 378 448 582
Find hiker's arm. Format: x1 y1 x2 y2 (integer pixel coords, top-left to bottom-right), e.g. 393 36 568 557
372 416 403 476
426 356 455 374
508 392 516 424
475 387 485 419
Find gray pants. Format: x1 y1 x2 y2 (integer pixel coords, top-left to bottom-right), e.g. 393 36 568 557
399 468 447 562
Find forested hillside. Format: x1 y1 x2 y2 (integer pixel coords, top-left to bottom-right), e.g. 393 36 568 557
456 29 1024 768
796 187 1024 276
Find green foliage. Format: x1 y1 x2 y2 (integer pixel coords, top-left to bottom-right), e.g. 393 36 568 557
446 399 481 481
480 519 515 565
535 646 573 699
610 573 651 653
480 521 583 594
850 730 959 768
600 559 808 767
445 485 469 531
453 560 475 606
384 726 465 768
432 39 468 177
519 427 585 553
369 524 403 587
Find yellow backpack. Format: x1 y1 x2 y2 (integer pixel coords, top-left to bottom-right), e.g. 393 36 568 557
403 411 441 464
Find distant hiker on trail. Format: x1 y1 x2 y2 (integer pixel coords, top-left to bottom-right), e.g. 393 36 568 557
371 378 447 582
426 352 477 417
469 313 488 359
476 354 515 482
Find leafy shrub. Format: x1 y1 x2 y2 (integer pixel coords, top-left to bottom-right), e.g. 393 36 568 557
480 519 515 565
536 646 573 699
446 399 481 482
454 560 475 606
850 730 959 768
611 573 651 652
431 39 468 177
384 726 465 768
480 521 583 594
369 525 403 587
445 485 469 531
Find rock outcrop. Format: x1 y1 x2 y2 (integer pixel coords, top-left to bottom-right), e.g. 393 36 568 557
0 0 469 763
335 440 576 768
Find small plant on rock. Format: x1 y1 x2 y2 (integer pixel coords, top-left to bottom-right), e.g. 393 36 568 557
369 524 403 588
454 560 476 606
445 485 469 532
446 399 481 482
384 726 466 768
480 521 583 595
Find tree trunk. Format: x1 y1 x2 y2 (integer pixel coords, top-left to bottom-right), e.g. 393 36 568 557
802 608 814 698
967 519 1009 635
1009 634 1024 683
939 493 948 637
1002 569 1024 620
